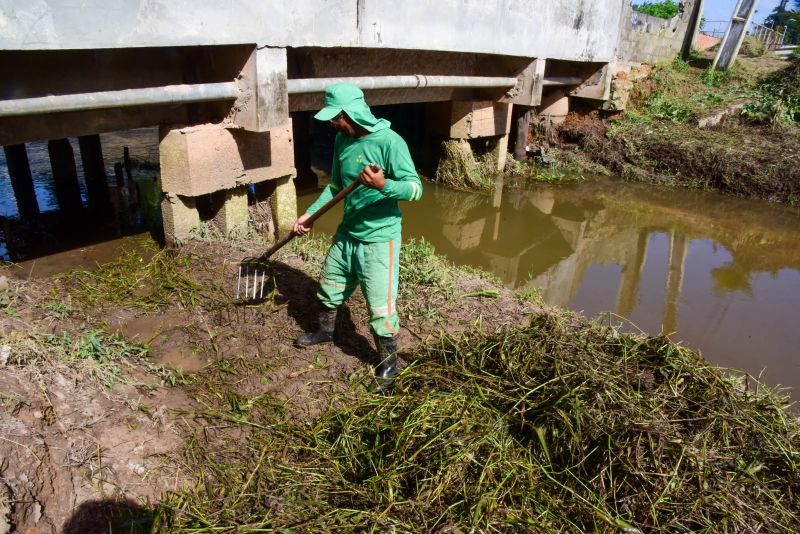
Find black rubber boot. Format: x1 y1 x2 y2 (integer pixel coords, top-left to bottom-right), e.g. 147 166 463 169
296 307 338 347
374 335 398 389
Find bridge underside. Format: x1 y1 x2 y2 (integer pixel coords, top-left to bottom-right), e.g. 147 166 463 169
0 42 612 244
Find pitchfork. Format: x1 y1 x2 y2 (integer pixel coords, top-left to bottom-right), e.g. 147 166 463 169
235 167 372 303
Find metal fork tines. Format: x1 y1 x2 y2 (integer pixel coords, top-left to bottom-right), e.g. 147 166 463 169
236 262 268 302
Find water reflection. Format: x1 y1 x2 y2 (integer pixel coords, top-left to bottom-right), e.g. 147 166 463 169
0 128 160 259
300 178 800 396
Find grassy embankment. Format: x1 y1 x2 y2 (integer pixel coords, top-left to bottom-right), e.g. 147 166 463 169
552 50 800 204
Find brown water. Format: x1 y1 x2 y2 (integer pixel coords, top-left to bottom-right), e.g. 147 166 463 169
299 178 800 397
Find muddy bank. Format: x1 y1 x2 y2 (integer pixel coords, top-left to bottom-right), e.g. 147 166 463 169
2 230 798 531
535 57 800 204
0 233 536 532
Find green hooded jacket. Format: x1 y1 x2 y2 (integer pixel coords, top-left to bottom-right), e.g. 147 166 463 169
306 83 423 243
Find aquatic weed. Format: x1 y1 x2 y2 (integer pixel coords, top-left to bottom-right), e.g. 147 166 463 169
156 311 800 531
62 242 209 312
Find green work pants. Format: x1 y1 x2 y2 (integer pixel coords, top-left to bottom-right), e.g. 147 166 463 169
317 234 400 338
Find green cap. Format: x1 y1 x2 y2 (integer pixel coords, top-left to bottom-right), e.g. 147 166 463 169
313 83 391 133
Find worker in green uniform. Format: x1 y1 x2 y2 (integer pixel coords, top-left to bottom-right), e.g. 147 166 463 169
293 83 423 388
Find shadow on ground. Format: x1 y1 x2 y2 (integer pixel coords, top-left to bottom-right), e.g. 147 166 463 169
236 259 378 367
62 499 153 533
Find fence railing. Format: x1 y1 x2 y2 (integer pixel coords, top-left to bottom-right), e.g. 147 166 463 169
702 20 789 49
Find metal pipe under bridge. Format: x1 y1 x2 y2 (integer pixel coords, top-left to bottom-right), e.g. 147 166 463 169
0 0 683 244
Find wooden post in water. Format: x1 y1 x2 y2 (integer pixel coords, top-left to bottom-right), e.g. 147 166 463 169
48 138 84 214
512 106 535 161
122 146 138 203
78 134 111 217
3 144 40 218
123 146 133 181
113 163 125 187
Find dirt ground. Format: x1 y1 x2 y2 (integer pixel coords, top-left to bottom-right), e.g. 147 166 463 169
0 236 538 532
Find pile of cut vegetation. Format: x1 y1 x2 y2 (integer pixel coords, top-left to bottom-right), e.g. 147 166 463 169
742 58 800 126
156 312 800 532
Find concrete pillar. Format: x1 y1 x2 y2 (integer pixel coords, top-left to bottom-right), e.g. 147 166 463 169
492 133 510 172
3 144 39 218
78 134 111 216
538 90 569 125
48 138 84 214
713 0 757 70
161 192 200 244
291 111 316 186
449 101 512 140
214 186 249 235
269 175 297 236
158 121 295 243
159 122 295 197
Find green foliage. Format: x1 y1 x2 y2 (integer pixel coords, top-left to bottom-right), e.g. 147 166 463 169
632 0 679 19
700 66 731 87
643 94 693 121
765 7 800 45
41 299 75 318
508 157 585 184
46 330 148 363
671 55 690 72
399 237 448 295
741 60 800 126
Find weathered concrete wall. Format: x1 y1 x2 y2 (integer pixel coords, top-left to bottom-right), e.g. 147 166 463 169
617 0 699 64
0 0 625 62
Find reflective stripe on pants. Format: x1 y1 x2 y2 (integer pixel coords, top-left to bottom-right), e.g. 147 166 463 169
317 234 401 338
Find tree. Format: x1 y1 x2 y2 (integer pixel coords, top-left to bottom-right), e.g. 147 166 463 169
632 0 680 19
764 0 800 44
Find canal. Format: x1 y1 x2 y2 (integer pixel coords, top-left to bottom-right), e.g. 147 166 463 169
300 178 800 398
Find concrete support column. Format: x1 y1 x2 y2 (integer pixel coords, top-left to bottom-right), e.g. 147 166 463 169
78 134 111 216
48 138 83 214
492 133 510 172
214 186 250 235
159 120 296 244
291 111 315 186
269 175 297 236
449 101 512 140
3 144 39 218
538 90 569 125
161 192 200 244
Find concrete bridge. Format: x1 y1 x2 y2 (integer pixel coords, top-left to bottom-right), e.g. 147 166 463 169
0 0 700 243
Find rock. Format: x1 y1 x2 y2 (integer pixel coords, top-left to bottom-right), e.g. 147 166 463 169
0 276 8 292
0 482 12 534
128 462 147 476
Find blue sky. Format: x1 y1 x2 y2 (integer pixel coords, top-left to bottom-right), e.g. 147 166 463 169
703 0 784 25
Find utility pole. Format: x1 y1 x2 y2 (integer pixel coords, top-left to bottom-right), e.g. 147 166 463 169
712 0 759 70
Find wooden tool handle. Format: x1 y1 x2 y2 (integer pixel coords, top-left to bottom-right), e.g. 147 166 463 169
261 177 363 259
